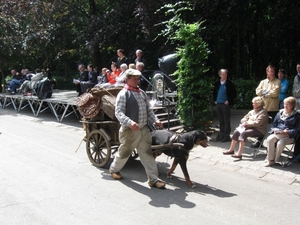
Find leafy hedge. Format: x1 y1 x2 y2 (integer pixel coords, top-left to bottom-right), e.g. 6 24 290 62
156 2 213 130
174 22 212 130
232 78 257 109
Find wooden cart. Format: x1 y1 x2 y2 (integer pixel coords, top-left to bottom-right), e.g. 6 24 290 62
81 119 185 168
79 87 184 168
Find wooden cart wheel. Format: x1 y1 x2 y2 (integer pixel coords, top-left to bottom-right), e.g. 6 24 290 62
86 129 111 167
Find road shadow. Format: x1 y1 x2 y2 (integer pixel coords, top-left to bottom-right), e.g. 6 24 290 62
99 159 236 208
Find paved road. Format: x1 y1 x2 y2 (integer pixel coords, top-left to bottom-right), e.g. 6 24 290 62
0 109 299 225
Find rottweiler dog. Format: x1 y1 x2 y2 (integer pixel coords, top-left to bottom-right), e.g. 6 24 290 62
151 129 209 188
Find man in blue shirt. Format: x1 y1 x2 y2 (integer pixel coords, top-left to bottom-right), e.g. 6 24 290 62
213 69 237 142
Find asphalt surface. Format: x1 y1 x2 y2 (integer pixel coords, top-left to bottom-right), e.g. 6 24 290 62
1 107 300 224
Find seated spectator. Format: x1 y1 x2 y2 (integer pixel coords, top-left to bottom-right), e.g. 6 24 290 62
265 96 300 166
136 62 149 91
78 64 98 93
223 97 269 159
44 68 56 89
74 64 89 96
18 69 44 96
9 68 34 94
22 69 34 82
114 63 128 87
108 62 120 84
7 69 22 94
98 68 109 84
101 62 120 88
129 63 136 69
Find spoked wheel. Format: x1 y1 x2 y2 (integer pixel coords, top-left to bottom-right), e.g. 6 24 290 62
86 129 111 167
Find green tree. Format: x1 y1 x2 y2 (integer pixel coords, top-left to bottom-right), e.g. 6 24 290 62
156 2 212 129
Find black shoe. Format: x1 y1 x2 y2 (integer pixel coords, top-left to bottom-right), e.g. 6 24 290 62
220 136 231 142
216 135 224 142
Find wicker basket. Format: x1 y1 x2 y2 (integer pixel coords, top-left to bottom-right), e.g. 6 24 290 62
76 92 101 119
100 95 117 120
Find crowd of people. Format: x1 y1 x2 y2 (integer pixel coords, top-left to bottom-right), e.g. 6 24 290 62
6 68 45 96
73 49 148 96
214 63 300 167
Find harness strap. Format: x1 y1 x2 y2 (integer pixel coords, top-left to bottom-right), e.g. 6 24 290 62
170 133 180 143
168 133 180 158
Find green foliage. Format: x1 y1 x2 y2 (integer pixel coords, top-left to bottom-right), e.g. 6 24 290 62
232 78 257 109
157 2 212 130
1 0 300 92
5 75 12 84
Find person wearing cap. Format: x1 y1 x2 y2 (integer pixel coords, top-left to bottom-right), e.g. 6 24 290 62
109 69 166 189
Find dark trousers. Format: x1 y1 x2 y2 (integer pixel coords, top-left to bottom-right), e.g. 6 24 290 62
216 103 231 138
75 83 82 94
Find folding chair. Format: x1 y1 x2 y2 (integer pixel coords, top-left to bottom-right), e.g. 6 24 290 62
283 154 300 167
282 135 299 167
247 116 273 158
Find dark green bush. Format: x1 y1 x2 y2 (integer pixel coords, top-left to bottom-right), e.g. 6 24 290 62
233 78 257 109
174 22 212 130
156 2 212 130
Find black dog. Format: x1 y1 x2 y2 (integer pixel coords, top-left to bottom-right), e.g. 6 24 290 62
151 129 209 188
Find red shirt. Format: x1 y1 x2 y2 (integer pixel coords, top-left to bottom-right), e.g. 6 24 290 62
107 70 120 84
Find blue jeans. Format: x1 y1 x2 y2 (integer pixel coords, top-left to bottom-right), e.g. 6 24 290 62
9 79 22 92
